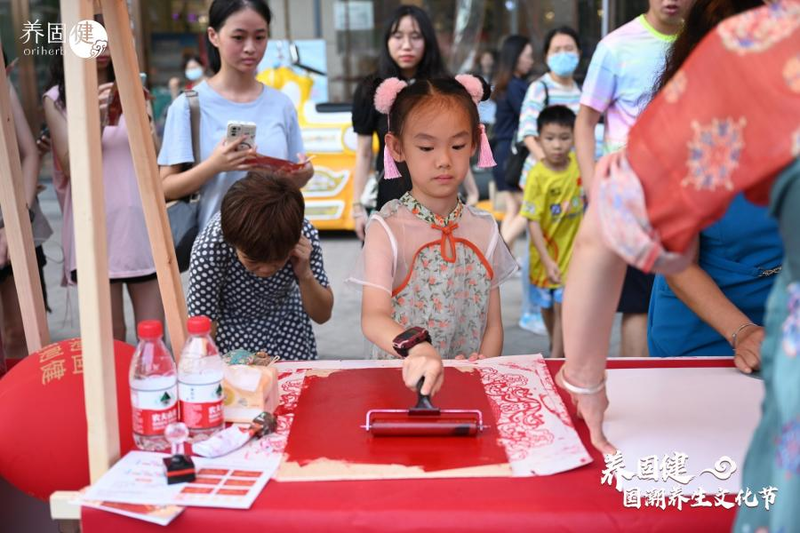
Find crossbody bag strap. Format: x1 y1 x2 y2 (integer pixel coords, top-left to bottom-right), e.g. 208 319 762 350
183 89 201 202
541 80 550 108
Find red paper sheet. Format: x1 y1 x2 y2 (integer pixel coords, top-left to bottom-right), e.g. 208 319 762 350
282 367 509 473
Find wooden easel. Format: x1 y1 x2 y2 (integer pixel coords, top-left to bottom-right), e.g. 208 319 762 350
46 0 188 526
0 46 50 355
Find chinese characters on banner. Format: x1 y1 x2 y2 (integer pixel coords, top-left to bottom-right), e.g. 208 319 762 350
38 339 83 385
601 451 778 511
18 19 108 58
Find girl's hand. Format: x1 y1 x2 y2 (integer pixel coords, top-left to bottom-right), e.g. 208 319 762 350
402 343 444 396
545 259 562 285
733 325 763 374
454 352 486 362
289 235 313 281
207 136 256 174
555 367 616 455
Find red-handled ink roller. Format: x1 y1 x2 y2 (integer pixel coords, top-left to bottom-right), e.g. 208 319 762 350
363 378 485 437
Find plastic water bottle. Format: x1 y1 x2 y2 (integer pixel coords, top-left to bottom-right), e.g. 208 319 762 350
129 320 179 451
178 315 225 441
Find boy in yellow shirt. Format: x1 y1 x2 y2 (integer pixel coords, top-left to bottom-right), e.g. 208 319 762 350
520 106 584 357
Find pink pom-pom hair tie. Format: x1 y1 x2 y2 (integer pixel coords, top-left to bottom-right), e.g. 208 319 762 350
455 74 495 169
374 77 408 179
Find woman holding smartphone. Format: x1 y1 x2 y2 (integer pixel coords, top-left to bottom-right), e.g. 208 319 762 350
159 0 313 232
43 37 164 342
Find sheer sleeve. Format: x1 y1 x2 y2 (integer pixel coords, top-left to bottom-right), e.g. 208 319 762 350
345 215 397 294
487 224 518 289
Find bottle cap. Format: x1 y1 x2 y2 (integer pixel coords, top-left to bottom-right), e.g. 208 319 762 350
187 315 212 335
137 320 163 339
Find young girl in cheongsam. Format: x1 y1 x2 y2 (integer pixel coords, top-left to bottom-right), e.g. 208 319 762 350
348 76 517 396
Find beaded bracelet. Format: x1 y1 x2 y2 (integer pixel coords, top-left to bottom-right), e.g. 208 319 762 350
557 366 606 395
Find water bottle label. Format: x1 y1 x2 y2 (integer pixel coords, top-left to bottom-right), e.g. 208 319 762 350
131 384 179 436
179 380 224 429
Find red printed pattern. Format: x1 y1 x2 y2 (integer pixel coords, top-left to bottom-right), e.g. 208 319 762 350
479 365 556 461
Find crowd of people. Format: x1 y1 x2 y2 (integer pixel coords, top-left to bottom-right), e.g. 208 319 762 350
0 0 785 372
1 0 797 527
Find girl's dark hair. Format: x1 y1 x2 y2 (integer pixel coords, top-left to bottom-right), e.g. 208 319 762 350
377 5 448 80
492 35 530 101
654 0 761 93
47 48 115 109
181 53 205 71
386 76 491 148
206 0 272 74
221 172 304 263
542 26 581 57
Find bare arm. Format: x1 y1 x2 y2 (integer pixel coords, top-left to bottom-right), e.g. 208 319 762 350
159 137 256 200
575 105 602 194
665 243 763 372
352 134 374 240
523 135 545 162
477 287 503 357
560 201 626 454
10 87 38 207
298 278 334 324
528 220 561 284
43 96 70 177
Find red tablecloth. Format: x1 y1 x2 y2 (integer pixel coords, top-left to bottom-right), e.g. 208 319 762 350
82 358 739 532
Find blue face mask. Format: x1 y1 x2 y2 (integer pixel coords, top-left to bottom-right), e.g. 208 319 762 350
547 52 579 78
185 66 204 81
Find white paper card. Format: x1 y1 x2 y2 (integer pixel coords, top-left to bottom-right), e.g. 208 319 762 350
82 451 280 509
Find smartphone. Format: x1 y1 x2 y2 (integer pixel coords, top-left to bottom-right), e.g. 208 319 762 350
226 121 257 151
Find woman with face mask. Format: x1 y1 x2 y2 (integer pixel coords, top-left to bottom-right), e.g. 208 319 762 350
168 54 208 100
511 27 582 335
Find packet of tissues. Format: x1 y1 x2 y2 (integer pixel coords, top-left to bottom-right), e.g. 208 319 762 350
193 412 277 458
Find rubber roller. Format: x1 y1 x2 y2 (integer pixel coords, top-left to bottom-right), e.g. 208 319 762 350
363 378 486 437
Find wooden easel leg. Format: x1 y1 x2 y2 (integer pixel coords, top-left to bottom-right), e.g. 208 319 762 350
0 44 50 354
100 0 188 359
60 0 120 481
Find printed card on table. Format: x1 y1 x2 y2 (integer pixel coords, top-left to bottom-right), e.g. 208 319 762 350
82 451 280 509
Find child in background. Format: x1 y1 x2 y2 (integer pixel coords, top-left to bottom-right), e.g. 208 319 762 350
187 173 333 360
521 106 584 358
348 75 518 396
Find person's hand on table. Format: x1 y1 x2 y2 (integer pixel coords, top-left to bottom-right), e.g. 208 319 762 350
402 342 444 396
733 324 763 374
556 365 617 455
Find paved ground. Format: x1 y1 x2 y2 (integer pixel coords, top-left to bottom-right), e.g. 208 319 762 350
35 169 621 358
